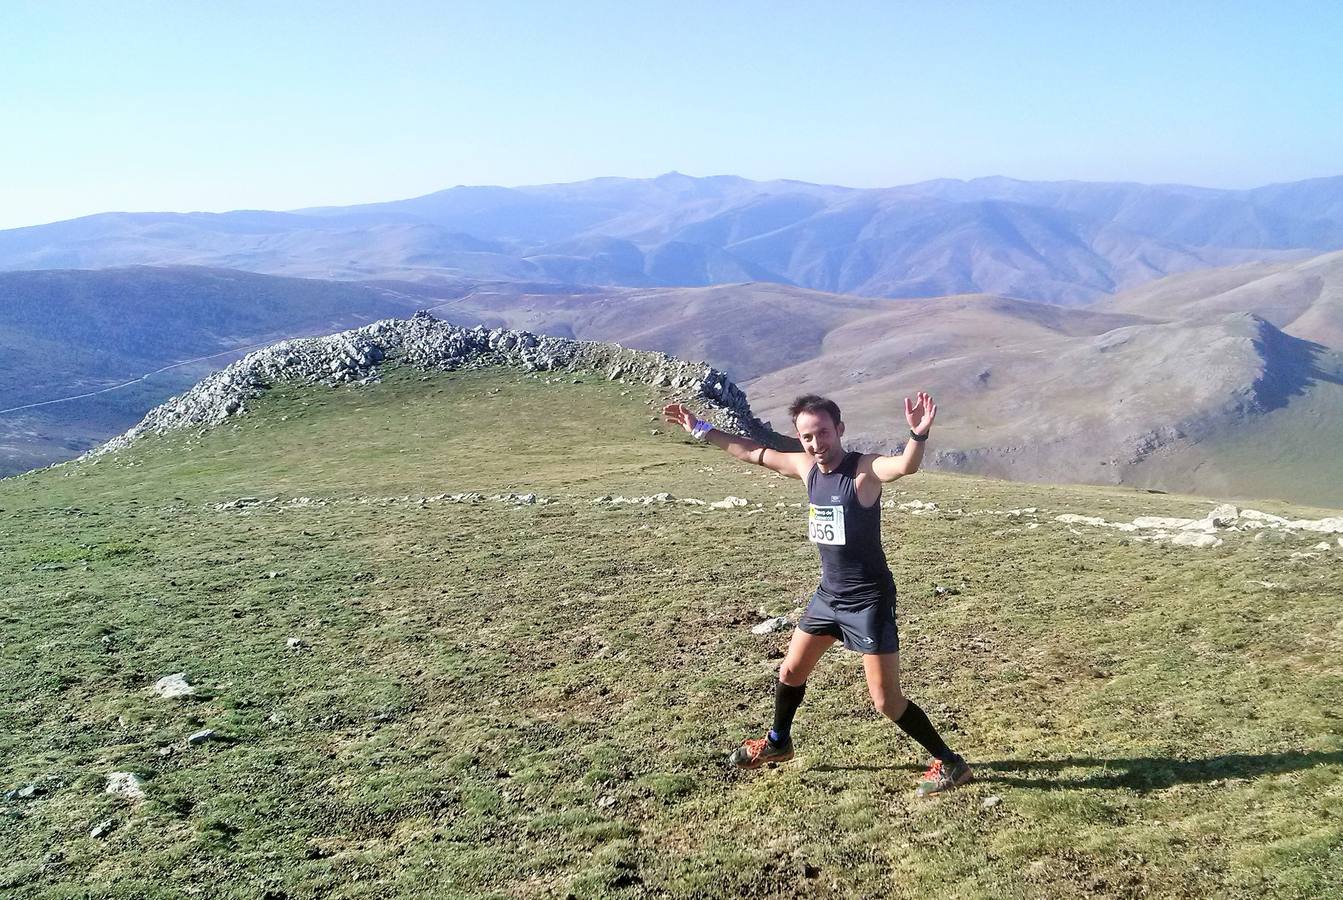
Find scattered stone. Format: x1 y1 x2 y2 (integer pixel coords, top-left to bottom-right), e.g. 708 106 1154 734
1312 542 1332 551
1285 516 1343 534
158 745 176 757
933 585 961 597
1055 514 1137 531
1171 532 1222 548
4 781 47 801
899 500 939 511
105 773 145 801
187 729 215 746
710 496 749 509
152 673 195 699
751 616 792 635
1239 509 1289 526
596 795 618 810
89 819 115 839
286 637 305 650
982 795 1003 809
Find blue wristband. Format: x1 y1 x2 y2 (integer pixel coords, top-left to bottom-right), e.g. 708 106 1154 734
691 420 714 440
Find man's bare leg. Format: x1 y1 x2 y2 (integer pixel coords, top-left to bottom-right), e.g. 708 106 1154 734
863 651 972 794
780 628 838 686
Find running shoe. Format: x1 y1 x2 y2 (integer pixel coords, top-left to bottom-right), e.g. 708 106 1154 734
916 756 972 796
728 734 795 769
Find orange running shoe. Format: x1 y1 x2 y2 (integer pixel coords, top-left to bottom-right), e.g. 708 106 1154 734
916 756 973 796
728 734 795 770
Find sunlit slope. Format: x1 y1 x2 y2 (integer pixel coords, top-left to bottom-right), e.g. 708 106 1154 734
2 365 1340 898
1100 249 1343 349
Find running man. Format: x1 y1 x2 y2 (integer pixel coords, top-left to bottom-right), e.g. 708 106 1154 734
662 392 971 796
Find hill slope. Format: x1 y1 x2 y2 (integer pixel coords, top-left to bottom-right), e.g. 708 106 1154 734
436 284 1343 507
1 361 1339 897
1099 249 1343 349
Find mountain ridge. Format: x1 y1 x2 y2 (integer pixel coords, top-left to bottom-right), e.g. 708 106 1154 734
3 172 1335 304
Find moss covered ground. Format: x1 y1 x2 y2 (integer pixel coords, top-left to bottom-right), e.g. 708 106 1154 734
1 365 1340 898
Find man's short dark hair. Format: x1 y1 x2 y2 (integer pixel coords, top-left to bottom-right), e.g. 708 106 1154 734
788 394 841 427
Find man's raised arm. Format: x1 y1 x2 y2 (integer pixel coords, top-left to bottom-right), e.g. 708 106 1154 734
870 391 937 482
662 403 808 479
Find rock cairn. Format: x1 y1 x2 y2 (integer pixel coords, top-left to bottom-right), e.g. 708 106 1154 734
88 311 778 457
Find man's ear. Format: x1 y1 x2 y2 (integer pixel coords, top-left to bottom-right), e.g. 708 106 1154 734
837 421 846 439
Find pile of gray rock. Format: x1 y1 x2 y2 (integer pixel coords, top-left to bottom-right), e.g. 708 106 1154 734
1054 503 1343 549
89 311 776 457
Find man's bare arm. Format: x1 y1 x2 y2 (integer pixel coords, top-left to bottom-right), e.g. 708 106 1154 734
870 391 936 482
662 403 809 479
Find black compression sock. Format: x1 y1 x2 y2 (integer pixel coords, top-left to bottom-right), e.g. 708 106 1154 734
894 699 957 763
770 680 806 745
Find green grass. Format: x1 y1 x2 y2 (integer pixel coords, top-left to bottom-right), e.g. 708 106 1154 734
2 365 1341 898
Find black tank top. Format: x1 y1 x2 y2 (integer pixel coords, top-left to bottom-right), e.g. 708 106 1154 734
806 451 896 605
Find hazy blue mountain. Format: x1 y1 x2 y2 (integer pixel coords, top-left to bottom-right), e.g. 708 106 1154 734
902 175 1343 249
0 173 1336 304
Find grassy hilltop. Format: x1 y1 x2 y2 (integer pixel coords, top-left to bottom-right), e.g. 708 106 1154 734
1 365 1340 898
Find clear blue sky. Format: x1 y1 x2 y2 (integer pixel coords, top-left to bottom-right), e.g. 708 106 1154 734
3 1 1341 229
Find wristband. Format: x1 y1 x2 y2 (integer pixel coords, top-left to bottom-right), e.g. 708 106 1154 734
691 420 714 440
909 429 928 442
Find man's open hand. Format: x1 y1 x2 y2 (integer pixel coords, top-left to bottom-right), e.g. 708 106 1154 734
905 391 937 435
662 402 700 433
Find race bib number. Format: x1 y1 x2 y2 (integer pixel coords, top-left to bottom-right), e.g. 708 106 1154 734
807 504 846 545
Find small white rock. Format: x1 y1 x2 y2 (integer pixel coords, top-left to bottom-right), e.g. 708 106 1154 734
152 673 195 699
106 772 145 801
982 795 1003 809
89 819 115 839
751 616 793 635
286 637 305 650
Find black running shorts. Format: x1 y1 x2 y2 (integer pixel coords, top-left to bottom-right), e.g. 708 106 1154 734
797 590 899 655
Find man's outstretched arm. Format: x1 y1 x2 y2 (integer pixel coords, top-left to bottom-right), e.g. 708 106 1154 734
870 391 937 482
662 403 809 479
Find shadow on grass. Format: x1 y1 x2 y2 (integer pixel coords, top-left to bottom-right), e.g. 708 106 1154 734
810 750 1343 792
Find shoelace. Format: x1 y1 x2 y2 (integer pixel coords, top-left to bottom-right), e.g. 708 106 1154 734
744 737 770 759
922 760 944 782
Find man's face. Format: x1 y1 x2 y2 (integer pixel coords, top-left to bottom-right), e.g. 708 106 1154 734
795 410 844 466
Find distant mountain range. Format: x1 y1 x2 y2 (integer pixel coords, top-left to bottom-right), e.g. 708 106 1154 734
3 172 1341 304
5 255 1342 504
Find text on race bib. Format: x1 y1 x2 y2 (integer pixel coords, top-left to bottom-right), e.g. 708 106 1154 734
807 504 847 545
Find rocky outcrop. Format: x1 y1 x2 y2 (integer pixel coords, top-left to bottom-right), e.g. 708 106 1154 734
89 311 779 456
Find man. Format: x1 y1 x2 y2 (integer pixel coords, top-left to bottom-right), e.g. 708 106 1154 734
662 392 971 796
